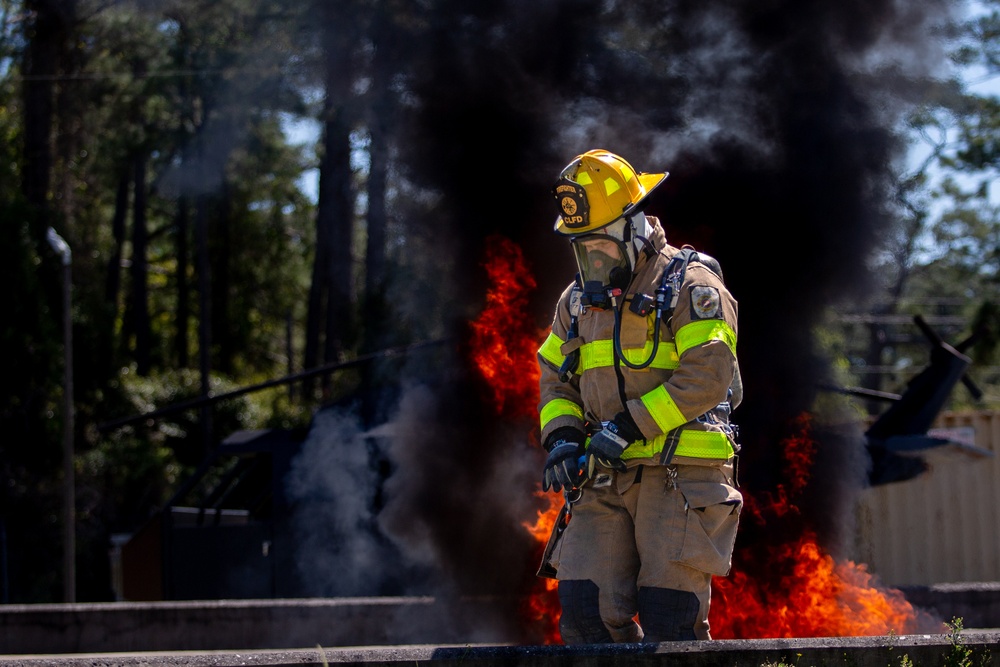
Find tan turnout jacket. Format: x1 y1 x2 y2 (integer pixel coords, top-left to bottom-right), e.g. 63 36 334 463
537 217 740 463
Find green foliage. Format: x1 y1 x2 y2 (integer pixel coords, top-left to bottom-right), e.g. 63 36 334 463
1 0 332 600
750 622 993 667
942 617 992 667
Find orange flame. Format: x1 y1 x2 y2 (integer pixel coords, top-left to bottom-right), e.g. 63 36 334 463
468 234 561 643
710 413 934 638
520 490 564 642
469 235 541 419
712 530 930 638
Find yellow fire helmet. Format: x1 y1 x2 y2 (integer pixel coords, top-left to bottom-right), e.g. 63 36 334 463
552 149 668 236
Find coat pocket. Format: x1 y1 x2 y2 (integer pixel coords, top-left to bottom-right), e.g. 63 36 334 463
618 309 651 349
676 480 742 576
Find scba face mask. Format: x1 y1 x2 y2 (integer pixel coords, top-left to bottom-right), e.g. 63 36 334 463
572 214 651 309
572 234 631 309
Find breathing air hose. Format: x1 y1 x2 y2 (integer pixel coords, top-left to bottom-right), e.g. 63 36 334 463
612 250 692 370
612 296 663 370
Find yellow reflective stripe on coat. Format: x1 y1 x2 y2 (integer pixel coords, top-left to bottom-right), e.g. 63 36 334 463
538 331 565 367
578 340 679 371
540 398 584 431
620 429 735 461
674 319 737 357
640 385 687 433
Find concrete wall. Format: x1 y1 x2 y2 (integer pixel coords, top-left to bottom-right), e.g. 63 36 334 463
854 411 1000 587
2 591 998 656
0 597 510 654
2 633 999 667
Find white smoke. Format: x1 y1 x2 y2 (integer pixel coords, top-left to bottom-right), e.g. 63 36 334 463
285 405 392 596
283 375 541 643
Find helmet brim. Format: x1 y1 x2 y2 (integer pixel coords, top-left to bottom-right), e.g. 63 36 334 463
554 170 669 235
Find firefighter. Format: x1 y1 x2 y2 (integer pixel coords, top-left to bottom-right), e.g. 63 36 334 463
537 149 743 643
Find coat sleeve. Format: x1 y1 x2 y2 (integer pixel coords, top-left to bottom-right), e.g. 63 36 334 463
627 262 739 438
537 282 587 446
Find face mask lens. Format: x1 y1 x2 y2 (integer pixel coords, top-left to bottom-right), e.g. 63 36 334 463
572 235 630 287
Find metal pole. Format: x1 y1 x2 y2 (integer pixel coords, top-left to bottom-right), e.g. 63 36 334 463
46 228 75 603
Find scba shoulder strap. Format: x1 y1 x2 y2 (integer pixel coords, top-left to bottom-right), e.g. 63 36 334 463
668 245 725 288
657 245 741 462
630 245 725 320
687 248 724 283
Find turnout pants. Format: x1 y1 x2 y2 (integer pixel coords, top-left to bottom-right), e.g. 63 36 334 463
551 459 741 643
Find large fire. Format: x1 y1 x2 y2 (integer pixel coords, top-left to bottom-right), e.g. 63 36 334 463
709 413 933 638
468 235 932 644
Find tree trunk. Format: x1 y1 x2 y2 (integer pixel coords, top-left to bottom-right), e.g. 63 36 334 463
358 17 395 426
302 203 329 398
195 195 213 456
309 110 354 398
322 109 354 382
103 166 130 373
213 188 233 374
175 197 191 368
105 167 129 307
365 129 387 324
303 7 356 399
364 24 391 350
21 0 66 234
130 154 151 376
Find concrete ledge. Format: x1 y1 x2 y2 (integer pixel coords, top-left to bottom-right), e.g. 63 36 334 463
0 597 516 654
899 582 1000 629
1 633 998 667
2 587 999 659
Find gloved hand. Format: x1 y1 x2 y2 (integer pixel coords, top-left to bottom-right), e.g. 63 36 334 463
585 411 643 477
542 427 586 492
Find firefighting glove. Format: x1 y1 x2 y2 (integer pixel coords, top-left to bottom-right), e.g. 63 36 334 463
542 427 586 493
585 411 643 478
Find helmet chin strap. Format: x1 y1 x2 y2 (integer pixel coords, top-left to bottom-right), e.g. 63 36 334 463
591 211 651 275
623 211 654 264
618 219 639 270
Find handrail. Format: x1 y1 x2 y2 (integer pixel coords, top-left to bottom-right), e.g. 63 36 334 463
96 338 452 432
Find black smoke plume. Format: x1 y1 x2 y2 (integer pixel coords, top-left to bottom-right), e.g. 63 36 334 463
289 0 957 643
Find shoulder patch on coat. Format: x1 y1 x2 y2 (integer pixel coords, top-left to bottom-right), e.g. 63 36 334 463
690 285 721 320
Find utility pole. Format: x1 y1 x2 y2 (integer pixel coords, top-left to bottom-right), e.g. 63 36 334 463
46 227 75 603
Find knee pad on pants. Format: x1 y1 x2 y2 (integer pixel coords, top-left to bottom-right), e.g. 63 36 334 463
557 579 613 644
638 586 699 642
